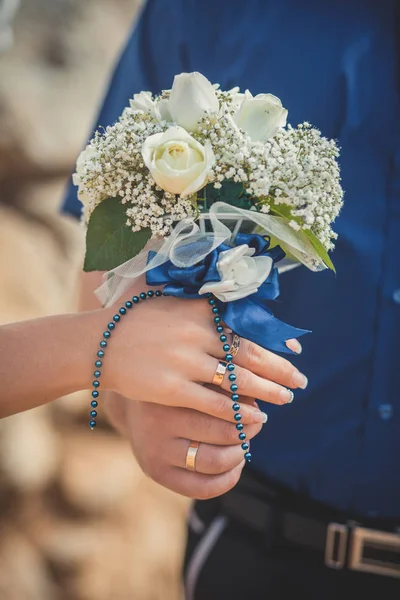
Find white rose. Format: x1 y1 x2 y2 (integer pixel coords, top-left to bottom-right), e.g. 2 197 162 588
199 244 273 302
168 72 219 132
227 87 245 111
142 126 215 196
155 97 172 122
72 144 96 185
130 91 158 118
234 90 288 141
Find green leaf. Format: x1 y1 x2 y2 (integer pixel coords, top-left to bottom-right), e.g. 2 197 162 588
303 229 336 273
84 197 151 272
269 202 336 272
201 181 254 211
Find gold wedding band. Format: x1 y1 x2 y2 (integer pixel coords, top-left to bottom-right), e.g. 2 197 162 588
212 360 228 386
186 441 199 472
229 334 241 358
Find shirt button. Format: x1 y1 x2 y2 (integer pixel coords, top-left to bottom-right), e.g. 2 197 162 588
378 404 393 420
393 289 400 304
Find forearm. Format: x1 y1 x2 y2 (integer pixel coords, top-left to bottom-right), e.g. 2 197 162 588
0 308 111 417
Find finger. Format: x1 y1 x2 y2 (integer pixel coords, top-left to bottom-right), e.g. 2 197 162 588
157 461 245 500
286 338 302 354
164 405 263 446
206 334 308 390
169 439 249 475
175 382 268 424
199 356 295 405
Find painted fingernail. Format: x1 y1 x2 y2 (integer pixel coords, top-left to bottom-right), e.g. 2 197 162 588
280 388 294 403
286 339 302 354
252 411 268 423
292 371 308 389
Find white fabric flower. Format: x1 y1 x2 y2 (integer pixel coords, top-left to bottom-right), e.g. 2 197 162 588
168 72 219 132
234 91 288 141
142 126 215 196
199 244 273 302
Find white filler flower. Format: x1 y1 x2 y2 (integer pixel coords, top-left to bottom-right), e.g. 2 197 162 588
234 91 288 141
142 126 215 196
199 244 273 302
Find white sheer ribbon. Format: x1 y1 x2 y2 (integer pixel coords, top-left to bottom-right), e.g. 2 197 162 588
95 201 325 306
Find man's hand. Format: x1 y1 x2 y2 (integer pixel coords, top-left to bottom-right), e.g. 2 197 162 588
104 392 265 500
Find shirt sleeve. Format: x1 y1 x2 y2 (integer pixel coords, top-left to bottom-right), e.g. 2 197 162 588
62 0 188 218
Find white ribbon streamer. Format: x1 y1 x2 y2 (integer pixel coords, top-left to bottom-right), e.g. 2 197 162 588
95 201 325 306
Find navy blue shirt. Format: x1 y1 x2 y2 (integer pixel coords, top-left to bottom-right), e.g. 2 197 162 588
64 0 400 518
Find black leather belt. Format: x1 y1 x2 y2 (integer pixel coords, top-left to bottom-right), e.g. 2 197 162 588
207 471 400 579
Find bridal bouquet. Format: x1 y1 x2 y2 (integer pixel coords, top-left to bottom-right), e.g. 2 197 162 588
74 72 343 353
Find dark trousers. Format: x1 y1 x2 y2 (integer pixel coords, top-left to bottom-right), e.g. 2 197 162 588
183 470 400 600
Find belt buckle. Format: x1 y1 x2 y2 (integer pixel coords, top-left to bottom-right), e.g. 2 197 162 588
348 527 400 579
325 523 348 569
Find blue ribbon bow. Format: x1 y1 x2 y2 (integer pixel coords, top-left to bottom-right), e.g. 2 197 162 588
146 233 309 353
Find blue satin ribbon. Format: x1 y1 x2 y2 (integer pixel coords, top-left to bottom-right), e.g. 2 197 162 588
146 233 309 353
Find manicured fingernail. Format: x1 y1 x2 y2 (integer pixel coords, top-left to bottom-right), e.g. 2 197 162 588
252 411 268 423
286 339 302 354
280 388 294 403
292 371 308 389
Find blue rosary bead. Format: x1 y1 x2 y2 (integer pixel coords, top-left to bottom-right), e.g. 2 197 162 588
220 334 227 342
214 316 221 324
234 413 242 422
91 400 98 408
103 331 111 339
236 423 244 431
93 370 101 378
232 403 240 411
244 452 252 462
140 292 147 300
212 307 219 314
132 296 139 303
100 341 107 348
89 420 97 429
90 410 97 418
241 442 249 451
147 290 154 297
230 383 238 392
225 353 233 361
113 314 121 322
91 391 99 400
97 350 104 358
95 360 102 368
208 298 215 305
231 393 239 401
239 432 246 441
223 344 230 352
93 380 100 388
228 374 236 382
107 322 115 330
216 325 223 333
227 363 235 372
125 301 133 309
155 290 162 297
119 307 127 315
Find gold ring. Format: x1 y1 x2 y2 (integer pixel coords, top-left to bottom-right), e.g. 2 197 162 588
229 334 241 358
212 360 228 386
186 441 199 472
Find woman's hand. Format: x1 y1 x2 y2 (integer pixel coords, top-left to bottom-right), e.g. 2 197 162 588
102 294 307 424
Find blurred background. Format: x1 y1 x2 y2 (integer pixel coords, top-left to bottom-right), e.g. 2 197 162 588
0 1 188 599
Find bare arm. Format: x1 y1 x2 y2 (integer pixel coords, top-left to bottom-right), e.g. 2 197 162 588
0 308 105 417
